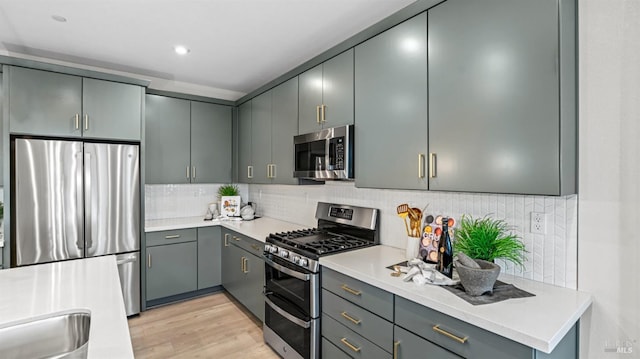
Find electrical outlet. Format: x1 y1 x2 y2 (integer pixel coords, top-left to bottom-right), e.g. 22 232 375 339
530 212 546 234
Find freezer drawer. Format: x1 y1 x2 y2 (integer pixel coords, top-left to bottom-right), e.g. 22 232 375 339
116 252 140 316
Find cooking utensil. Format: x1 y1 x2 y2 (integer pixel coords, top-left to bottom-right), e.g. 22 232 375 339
408 207 422 237
396 204 410 236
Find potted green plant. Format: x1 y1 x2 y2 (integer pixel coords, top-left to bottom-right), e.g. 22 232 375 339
217 184 241 217
453 215 527 296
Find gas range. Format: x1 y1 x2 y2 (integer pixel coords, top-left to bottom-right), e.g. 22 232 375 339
264 202 379 273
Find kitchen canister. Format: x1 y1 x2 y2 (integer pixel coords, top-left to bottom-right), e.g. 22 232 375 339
405 236 420 260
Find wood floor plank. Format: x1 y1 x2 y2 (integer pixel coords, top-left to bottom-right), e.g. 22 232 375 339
128 292 279 358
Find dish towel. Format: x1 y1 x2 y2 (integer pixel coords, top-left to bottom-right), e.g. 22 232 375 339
442 280 535 306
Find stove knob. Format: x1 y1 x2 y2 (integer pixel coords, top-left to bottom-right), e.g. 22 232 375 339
298 258 308 267
279 249 289 258
270 246 278 254
264 244 271 252
292 256 300 264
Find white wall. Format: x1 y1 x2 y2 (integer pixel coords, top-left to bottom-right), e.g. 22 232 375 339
578 0 640 357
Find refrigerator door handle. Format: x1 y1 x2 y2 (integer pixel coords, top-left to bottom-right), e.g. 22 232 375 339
117 255 138 265
84 151 93 252
76 150 85 251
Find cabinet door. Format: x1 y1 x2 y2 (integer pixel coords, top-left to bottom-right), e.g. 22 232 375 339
355 13 428 190
8 66 82 137
145 94 191 184
251 91 272 184
82 78 142 140
270 77 299 185
394 325 462 359
191 101 232 183
428 0 561 195
240 251 265 322
197 227 222 289
322 49 354 129
238 101 253 183
221 232 243 298
298 64 323 134
146 241 198 301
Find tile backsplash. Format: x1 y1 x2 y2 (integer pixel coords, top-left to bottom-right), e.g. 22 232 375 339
145 182 577 289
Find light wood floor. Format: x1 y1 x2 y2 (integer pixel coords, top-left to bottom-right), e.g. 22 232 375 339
128 292 280 358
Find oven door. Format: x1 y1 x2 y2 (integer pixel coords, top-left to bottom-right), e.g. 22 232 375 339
264 294 319 359
264 255 318 317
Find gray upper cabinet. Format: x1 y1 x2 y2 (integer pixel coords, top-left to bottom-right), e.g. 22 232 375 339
239 77 298 184
355 13 428 190
145 94 191 184
238 101 253 183
145 94 233 184
7 66 142 140
428 0 576 195
8 66 82 138
81 77 142 140
298 49 354 134
191 101 233 183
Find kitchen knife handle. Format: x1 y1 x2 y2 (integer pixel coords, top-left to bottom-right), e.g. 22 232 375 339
84 114 89 131
418 153 425 178
429 153 437 178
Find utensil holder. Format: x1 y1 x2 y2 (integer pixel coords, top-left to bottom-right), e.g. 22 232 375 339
405 236 420 260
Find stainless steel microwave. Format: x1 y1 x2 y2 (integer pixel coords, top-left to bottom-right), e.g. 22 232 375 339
293 125 354 180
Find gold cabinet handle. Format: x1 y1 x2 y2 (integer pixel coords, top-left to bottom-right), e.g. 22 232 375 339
186 165 190 179
192 166 196 179
74 114 80 130
418 153 425 178
340 338 361 353
393 340 400 359
271 164 276 178
84 114 89 131
233 236 241 241
321 104 326 123
251 244 260 252
224 233 230 247
248 165 254 179
164 234 180 239
432 324 468 344
340 284 362 296
240 256 245 272
340 311 361 325
316 105 321 124
242 257 249 273
147 253 152 268
429 153 437 178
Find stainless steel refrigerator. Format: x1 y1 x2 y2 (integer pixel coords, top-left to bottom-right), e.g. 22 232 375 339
12 138 141 316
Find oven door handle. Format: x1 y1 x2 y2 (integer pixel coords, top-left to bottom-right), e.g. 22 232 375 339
265 296 311 329
265 258 310 281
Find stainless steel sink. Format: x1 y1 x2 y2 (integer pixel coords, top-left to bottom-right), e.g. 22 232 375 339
0 310 91 359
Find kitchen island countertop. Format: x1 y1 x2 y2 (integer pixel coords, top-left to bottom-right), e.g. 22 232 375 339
0 255 133 358
320 245 592 354
145 216 306 242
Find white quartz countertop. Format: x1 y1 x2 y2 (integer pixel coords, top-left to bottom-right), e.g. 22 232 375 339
319 245 593 354
0 256 133 358
145 216 306 242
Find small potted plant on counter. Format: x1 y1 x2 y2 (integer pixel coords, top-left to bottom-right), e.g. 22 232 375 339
453 215 527 296
218 184 240 217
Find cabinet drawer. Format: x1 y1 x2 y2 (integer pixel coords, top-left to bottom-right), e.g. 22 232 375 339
322 289 393 352
322 337 351 359
322 314 391 359
223 231 264 256
394 325 462 359
395 296 530 359
322 267 393 321
146 228 197 246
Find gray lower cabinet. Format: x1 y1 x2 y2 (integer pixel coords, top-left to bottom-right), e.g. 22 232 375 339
221 230 265 321
299 49 354 134
7 66 142 140
427 0 576 195
394 325 462 359
354 12 428 190
145 94 233 184
197 227 222 289
146 240 198 301
238 77 298 184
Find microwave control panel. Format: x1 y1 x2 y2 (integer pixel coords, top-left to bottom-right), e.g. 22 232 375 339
330 137 345 170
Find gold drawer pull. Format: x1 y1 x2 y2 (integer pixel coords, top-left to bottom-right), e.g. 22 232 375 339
164 234 180 239
432 324 468 344
340 311 361 325
340 338 361 353
251 244 260 251
233 236 241 241
340 284 362 296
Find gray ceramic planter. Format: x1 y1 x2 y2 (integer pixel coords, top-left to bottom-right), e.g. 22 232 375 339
454 259 501 296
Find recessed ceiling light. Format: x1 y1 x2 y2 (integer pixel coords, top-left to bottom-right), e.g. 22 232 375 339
174 46 190 55
52 15 67 22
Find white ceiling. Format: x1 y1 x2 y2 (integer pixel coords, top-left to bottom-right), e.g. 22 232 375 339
0 0 416 101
